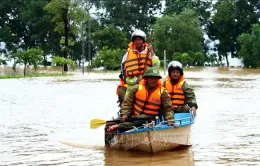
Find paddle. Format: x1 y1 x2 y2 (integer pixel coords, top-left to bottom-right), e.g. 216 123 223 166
90 116 155 129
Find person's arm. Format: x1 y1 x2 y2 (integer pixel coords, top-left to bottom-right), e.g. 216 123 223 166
161 89 178 127
118 86 126 103
120 85 138 116
121 52 127 79
161 90 174 121
152 55 160 69
121 52 127 64
182 81 198 109
147 43 154 57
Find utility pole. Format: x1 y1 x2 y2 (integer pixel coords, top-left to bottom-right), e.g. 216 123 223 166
87 10 91 73
81 13 85 74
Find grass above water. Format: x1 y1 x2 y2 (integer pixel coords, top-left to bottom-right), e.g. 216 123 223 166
0 73 72 79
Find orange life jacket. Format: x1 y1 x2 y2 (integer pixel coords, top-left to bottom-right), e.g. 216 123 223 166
133 80 163 115
124 42 152 77
116 78 127 96
164 76 185 108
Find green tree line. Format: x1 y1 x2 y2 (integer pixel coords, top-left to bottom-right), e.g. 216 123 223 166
0 0 260 71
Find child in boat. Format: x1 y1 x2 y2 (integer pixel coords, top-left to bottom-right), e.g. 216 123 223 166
108 67 178 133
164 61 198 115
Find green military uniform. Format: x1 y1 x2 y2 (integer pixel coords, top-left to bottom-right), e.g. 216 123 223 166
163 80 198 113
117 86 127 107
118 84 174 129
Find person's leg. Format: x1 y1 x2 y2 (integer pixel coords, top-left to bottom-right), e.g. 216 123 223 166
107 115 155 132
180 105 190 113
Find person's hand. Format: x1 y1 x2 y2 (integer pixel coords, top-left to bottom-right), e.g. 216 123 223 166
136 78 142 84
168 121 178 128
147 43 154 55
192 106 197 116
120 115 128 122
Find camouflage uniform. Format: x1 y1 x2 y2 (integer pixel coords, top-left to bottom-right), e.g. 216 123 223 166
117 86 126 107
118 84 174 129
164 80 198 113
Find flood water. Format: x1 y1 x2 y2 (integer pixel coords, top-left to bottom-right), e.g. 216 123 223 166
1 67 260 166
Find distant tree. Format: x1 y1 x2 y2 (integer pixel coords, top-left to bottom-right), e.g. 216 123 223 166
92 25 128 50
237 24 260 68
0 58 7 65
11 48 43 76
91 46 125 70
153 10 203 60
44 0 85 71
208 1 236 67
208 0 260 66
98 0 162 35
52 56 76 73
0 0 62 64
164 0 212 28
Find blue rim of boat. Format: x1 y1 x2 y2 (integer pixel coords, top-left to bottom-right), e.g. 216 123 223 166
117 112 195 135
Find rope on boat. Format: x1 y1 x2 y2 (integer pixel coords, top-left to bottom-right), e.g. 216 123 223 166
152 127 167 143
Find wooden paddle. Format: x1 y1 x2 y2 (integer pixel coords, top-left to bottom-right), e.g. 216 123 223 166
90 117 155 129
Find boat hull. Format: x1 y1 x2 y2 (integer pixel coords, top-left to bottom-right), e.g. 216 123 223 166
108 125 191 153
105 113 195 153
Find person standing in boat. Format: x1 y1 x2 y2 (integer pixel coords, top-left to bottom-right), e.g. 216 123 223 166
108 67 177 132
121 30 160 97
164 61 198 116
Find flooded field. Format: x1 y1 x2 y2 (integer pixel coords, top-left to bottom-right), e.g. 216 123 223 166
1 67 260 166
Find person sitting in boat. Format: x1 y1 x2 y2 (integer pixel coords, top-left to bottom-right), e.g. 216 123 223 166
164 61 198 116
108 67 178 132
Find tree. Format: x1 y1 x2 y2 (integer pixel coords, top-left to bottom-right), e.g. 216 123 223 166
153 10 203 60
92 25 128 50
208 0 260 66
235 0 260 36
0 57 7 65
70 38 96 65
52 56 76 73
191 51 206 66
172 51 205 66
173 52 193 67
208 1 236 67
237 24 260 68
164 0 213 57
98 0 162 35
0 0 62 64
11 48 43 76
91 46 125 70
44 0 85 71
164 0 212 28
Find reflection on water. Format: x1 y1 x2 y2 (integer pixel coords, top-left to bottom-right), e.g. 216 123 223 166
104 147 194 166
1 67 260 165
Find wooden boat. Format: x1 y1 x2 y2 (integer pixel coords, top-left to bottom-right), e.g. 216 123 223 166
105 113 195 153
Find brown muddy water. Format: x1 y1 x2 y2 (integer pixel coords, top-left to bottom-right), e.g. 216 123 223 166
1 67 260 166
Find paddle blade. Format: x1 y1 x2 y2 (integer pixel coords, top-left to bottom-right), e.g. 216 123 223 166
90 119 106 129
